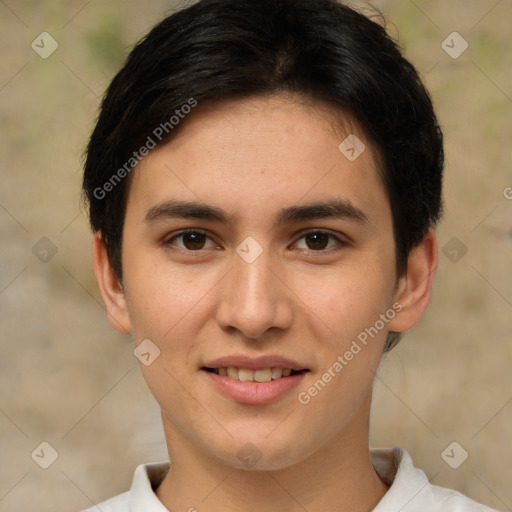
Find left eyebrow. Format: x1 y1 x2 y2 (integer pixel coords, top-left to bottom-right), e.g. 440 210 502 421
143 198 369 229
273 200 368 228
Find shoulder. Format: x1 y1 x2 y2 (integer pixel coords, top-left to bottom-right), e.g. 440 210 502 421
427 485 500 511
80 490 130 512
371 447 500 512
79 461 170 512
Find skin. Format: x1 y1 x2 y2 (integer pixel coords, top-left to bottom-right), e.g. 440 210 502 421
94 93 438 512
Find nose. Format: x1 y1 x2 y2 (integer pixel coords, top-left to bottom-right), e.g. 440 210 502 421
215 243 293 340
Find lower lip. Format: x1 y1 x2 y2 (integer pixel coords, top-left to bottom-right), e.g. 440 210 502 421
202 370 307 405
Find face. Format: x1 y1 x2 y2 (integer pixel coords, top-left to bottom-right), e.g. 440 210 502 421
105 94 414 470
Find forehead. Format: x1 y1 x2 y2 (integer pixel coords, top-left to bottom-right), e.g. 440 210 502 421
125 94 390 229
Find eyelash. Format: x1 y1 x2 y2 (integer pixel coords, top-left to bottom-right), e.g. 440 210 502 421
163 228 348 254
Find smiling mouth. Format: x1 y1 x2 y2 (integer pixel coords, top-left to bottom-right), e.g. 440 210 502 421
202 367 308 382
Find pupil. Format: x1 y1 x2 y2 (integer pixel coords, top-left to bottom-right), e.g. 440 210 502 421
307 233 328 250
184 233 205 250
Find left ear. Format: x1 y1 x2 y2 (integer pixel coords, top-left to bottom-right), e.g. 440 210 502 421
388 227 438 333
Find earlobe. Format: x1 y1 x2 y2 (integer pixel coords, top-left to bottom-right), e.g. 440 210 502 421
388 228 438 334
92 234 133 334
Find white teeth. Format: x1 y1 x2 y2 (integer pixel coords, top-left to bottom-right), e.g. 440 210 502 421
271 368 283 379
227 367 238 379
215 367 295 381
254 369 272 382
238 369 254 382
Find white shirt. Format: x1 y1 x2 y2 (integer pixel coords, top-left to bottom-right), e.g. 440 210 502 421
81 448 499 511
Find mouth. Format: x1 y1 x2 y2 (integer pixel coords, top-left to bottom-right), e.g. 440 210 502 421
202 366 308 382
200 357 310 405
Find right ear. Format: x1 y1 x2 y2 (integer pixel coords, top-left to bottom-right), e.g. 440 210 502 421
92 234 133 334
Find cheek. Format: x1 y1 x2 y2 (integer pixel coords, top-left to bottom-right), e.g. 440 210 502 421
123 250 209 339
290 257 396 341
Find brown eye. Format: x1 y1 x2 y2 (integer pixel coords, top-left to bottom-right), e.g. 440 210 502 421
304 232 330 250
165 230 215 251
181 232 207 250
294 230 346 252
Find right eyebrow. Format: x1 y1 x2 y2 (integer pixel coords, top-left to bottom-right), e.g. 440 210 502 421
144 200 233 224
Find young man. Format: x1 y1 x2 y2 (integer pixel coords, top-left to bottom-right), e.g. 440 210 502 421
82 0 499 510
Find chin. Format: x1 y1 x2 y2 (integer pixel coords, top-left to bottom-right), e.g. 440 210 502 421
210 431 318 472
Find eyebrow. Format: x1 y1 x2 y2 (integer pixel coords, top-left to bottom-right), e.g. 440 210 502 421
144 199 368 229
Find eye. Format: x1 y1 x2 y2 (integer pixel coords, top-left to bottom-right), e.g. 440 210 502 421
293 230 347 252
164 229 348 253
164 229 217 251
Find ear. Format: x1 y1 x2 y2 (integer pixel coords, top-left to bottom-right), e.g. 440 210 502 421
92 234 133 334
388 227 438 333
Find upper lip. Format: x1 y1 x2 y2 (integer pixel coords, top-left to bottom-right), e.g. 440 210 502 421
202 355 309 371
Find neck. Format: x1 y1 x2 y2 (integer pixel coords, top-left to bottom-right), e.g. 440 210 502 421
156 396 388 512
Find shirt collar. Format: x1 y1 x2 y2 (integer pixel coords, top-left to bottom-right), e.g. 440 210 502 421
129 448 432 511
371 447 434 511
130 462 170 511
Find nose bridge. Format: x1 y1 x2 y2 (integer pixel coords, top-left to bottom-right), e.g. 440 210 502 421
233 240 277 314
236 246 273 302
216 238 292 338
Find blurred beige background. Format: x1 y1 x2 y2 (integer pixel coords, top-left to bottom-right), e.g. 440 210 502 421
0 1 511 510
